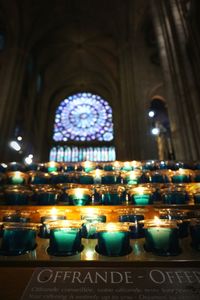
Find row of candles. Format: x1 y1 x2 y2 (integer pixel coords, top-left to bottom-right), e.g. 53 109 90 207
0 207 200 257
1 184 200 205
2 168 200 186
2 160 200 173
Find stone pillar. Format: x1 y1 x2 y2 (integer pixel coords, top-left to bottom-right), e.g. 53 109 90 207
152 0 200 160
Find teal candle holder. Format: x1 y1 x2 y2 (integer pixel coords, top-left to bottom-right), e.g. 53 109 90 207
0 223 38 256
47 220 83 256
95 223 132 256
119 214 144 239
28 171 51 185
144 219 181 256
82 161 96 173
150 171 170 183
34 186 60 205
44 162 61 173
67 188 92 206
6 171 28 185
79 173 94 184
101 171 120 184
190 219 200 251
129 186 153 205
100 186 126 205
121 162 133 172
171 169 192 183
122 170 143 185
7 162 25 172
2 211 31 223
4 186 32 205
50 172 68 184
81 214 106 239
162 188 189 205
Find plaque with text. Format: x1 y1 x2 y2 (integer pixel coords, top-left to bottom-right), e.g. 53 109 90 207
21 267 200 300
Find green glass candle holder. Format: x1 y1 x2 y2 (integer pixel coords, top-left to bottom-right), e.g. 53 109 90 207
100 186 126 205
129 186 153 205
67 188 92 206
171 169 192 183
162 187 189 205
122 170 143 185
144 219 181 256
6 171 28 185
101 171 121 184
47 220 83 256
44 162 61 173
81 161 96 173
95 222 132 256
120 162 133 172
150 171 170 183
34 186 60 205
79 173 94 184
1 223 38 256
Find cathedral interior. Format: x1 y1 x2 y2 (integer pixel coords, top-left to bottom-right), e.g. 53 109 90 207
0 0 200 164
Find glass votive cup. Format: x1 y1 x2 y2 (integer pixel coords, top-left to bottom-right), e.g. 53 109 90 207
33 186 60 205
28 171 51 185
90 169 105 184
81 214 106 239
50 172 69 184
44 162 61 173
122 170 143 185
190 219 200 251
150 171 170 183
159 209 190 238
38 208 67 238
95 222 132 256
162 187 189 205
2 211 31 223
128 186 153 205
4 186 32 205
100 186 126 205
67 188 92 206
1 222 38 256
81 161 96 173
6 171 28 185
119 214 144 239
103 163 114 171
144 219 181 256
79 172 94 184
171 169 193 183
62 163 76 172
120 162 133 172
101 171 121 185
47 220 83 256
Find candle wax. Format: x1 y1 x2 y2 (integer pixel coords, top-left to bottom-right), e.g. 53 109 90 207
49 228 82 255
102 193 123 205
97 231 131 256
132 194 150 205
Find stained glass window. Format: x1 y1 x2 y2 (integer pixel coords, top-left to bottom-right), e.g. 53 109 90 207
53 92 114 142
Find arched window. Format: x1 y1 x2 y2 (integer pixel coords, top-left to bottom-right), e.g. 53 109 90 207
50 92 115 162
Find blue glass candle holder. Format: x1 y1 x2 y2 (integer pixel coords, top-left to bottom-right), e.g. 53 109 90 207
47 220 83 256
150 171 170 183
119 214 144 239
144 219 181 256
101 186 126 205
159 210 189 238
1 223 38 256
34 186 60 205
121 162 133 172
82 161 95 173
162 188 189 205
4 186 32 205
190 219 200 251
6 171 28 185
63 164 76 172
95 223 132 256
103 164 114 171
129 186 153 205
81 214 106 239
28 171 51 185
44 162 61 173
67 188 92 206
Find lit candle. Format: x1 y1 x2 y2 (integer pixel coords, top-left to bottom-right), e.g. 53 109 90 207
47 220 83 256
129 186 152 205
144 217 181 256
82 161 95 173
121 162 133 171
96 223 132 256
190 219 200 251
7 171 27 185
45 161 59 173
171 169 192 183
93 169 102 184
1 223 38 255
67 188 92 206
123 170 142 185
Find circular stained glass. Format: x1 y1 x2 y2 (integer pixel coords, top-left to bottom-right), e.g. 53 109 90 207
53 93 114 142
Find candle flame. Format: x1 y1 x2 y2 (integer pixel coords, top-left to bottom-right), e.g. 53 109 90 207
154 216 162 226
129 171 137 180
106 223 117 231
49 161 56 167
134 186 145 195
84 161 91 168
50 207 58 220
124 161 130 168
13 171 22 179
75 188 83 199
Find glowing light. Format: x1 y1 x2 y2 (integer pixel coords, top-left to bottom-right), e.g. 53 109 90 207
134 186 145 195
50 207 58 220
24 156 33 165
106 223 118 231
151 127 160 135
17 136 22 141
74 188 84 199
85 249 95 260
9 141 21 151
154 216 162 226
148 110 155 118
